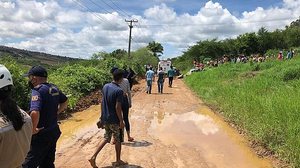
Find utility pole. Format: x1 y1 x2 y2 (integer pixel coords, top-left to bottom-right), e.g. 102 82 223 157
125 19 138 58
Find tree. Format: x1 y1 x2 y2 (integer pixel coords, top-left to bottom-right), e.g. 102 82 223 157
91 51 110 60
236 33 259 56
270 29 288 49
147 41 164 57
284 20 300 47
221 38 239 57
110 49 127 59
257 27 272 55
288 17 300 28
131 47 159 74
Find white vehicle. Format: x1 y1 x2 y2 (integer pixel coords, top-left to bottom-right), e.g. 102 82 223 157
158 60 172 73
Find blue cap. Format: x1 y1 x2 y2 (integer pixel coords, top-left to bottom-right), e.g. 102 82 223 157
23 66 48 77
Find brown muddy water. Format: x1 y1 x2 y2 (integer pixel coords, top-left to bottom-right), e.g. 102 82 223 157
57 105 100 148
149 107 272 168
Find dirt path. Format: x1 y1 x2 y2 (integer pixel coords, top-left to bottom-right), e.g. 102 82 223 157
55 79 272 168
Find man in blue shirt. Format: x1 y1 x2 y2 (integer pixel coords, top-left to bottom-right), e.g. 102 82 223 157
89 69 127 168
167 66 175 87
22 66 68 168
145 67 155 94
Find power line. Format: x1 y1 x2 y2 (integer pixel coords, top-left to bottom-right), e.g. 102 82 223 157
132 21 149 43
99 0 145 43
86 0 113 15
77 0 141 50
138 17 299 27
108 0 131 18
99 0 128 19
71 0 109 23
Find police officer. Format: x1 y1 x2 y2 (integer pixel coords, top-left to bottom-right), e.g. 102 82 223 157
22 65 68 168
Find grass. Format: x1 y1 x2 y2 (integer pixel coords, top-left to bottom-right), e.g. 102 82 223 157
185 56 300 167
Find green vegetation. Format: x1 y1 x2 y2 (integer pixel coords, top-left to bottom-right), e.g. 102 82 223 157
0 57 30 109
185 56 300 166
172 18 300 72
0 45 159 110
48 64 111 108
147 41 164 57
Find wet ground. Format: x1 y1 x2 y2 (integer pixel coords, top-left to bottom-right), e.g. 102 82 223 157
55 79 273 168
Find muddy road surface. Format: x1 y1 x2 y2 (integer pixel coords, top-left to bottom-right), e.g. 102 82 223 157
55 79 272 168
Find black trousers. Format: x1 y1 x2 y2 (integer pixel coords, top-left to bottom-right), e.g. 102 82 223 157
122 96 130 132
169 77 174 86
128 79 134 90
22 126 61 168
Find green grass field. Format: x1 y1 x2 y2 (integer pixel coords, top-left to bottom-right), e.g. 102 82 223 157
185 56 300 167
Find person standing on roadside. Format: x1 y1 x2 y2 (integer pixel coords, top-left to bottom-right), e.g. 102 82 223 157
0 65 32 168
167 66 175 87
89 69 127 168
127 68 136 90
277 51 283 60
123 66 129 79
157 67 165 94
145 67 155 94
22 65 68 168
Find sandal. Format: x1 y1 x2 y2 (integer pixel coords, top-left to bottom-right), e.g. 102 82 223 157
128 137 134 142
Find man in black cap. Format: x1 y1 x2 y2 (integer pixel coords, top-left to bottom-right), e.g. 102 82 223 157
22 65 68 168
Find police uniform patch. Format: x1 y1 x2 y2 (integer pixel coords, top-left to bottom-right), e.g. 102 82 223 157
31 95 39 101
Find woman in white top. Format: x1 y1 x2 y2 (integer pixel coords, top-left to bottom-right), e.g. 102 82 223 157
0 65 32 168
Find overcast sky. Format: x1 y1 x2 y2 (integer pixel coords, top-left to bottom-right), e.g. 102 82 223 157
0 0 299 59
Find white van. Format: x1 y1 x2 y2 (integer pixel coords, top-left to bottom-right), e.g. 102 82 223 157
158 60 172 74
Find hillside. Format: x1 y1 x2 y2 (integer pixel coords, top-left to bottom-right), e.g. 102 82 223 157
0 45 80 66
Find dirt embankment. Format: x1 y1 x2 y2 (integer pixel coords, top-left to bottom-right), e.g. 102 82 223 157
56 79 274 168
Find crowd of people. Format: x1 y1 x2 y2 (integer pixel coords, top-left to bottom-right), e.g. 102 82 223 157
0 64 139 168
145 66 176 94
192 49 297 72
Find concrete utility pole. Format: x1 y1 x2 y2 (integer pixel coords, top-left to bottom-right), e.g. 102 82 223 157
125 19 138 58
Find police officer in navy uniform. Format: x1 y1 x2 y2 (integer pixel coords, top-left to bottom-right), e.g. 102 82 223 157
22 66 68 168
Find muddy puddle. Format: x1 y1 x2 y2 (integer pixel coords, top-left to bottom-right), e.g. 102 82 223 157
149 108 272 168
57 105 100 149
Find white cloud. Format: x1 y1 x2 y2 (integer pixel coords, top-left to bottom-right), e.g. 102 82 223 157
0 1 15 9
144 3 177 23
283 0 300 8
1 0 300 59
12 0 60 22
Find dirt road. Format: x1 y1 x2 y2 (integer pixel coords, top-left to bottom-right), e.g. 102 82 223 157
55 79 272 168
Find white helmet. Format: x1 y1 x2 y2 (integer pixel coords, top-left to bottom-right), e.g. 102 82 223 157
0 64 13 89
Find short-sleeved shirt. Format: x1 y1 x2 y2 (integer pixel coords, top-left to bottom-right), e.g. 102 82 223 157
30 83 67 133
167 69 175 77
119 78 132 106
0 109 32 168
157 70 165 82
146 70 155 81
101 82 124 124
